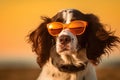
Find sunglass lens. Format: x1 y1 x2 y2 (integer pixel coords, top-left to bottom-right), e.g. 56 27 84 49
47 22 63 36
70 27 85 35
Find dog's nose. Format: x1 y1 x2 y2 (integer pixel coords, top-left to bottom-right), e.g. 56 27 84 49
59 35 71 44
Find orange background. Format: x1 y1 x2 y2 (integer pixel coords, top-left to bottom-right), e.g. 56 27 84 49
0 0 120 65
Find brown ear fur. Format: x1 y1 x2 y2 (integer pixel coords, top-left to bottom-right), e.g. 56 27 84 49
85 14 119 64
28 17 54 67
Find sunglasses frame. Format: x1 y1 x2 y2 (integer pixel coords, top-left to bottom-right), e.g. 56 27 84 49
47 20 88 36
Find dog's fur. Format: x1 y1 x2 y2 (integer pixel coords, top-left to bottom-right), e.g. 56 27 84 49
28 9 119 80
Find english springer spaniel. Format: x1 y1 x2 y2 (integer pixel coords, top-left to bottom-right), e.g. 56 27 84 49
28 9 119 80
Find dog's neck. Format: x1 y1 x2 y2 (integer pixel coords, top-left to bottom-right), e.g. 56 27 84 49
50 46 88 73
37 58 95 80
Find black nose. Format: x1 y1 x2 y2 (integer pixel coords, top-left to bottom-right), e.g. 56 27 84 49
59 35 71 45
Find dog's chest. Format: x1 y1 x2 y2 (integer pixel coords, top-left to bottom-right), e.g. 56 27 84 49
37 61 84 80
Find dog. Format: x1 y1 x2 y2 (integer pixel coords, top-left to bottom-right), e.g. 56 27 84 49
28 9 119 80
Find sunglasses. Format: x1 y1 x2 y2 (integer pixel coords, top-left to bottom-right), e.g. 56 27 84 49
47 20 87 36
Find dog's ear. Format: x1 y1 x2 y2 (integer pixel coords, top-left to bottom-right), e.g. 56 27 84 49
28 17 54 67
85 14 119 64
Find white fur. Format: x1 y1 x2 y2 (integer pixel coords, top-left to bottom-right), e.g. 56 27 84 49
37 58 97 80
62 9 73 24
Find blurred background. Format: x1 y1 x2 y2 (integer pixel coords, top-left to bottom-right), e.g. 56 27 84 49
0 0 120 80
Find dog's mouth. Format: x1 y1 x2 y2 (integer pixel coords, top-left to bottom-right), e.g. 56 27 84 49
57 45 77 54
59 45 70 52
58 62 88 73
60 48 69 52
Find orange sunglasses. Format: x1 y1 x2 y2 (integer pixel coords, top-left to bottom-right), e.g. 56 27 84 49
47 20 87 36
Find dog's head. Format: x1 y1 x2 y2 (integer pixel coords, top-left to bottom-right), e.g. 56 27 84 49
28 9 119 72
